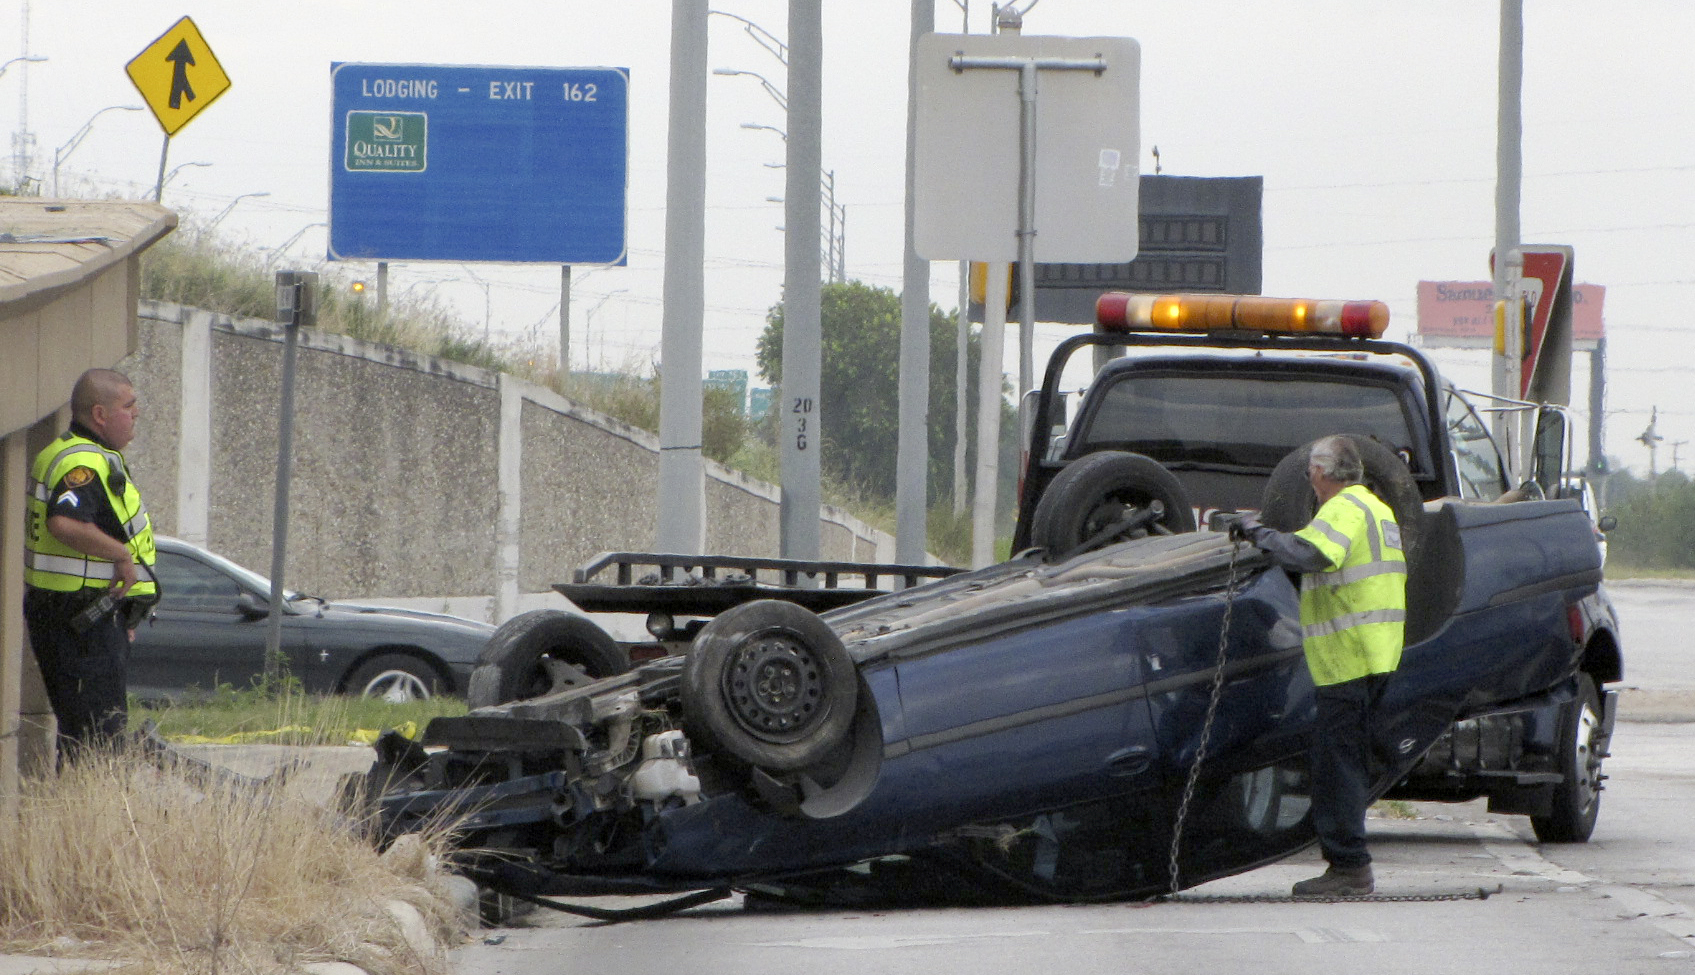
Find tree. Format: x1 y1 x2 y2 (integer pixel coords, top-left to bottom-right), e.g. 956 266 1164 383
757 281 1016 506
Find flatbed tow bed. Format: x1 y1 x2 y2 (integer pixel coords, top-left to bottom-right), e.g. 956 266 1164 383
557 551 962 616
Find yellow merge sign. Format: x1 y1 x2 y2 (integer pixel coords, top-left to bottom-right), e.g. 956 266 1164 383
125 16 231 136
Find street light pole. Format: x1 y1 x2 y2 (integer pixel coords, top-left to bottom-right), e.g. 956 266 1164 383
712 67 787 113
52 105 142 197
263 222 328 269
737 122 846 284
208 191 270 229
158 160 212 200
708 9 788 65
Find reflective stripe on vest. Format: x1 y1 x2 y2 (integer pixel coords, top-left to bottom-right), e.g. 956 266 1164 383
1293 484 1406 686
23 434 157 595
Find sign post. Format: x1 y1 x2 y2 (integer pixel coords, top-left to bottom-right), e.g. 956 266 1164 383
125 16 232 200
265 271 317 685
914 32 1140 566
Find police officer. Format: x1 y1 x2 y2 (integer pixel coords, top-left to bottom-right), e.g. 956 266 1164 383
1232 435 1406 897
23 368 158 757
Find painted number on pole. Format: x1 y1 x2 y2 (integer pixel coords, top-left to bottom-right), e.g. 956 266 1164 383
793 397 813 450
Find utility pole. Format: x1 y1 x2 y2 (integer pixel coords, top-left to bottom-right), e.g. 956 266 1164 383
1491 0 1524 467
657 0 709 555
778 0 824 562
1638 407 1664 483
9 2 39 192
896 0 935 565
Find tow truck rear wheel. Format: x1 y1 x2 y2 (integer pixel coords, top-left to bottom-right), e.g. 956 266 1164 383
1531 674 1604 843
682 599 857 774
1030 450 1197 562
466 610 631 708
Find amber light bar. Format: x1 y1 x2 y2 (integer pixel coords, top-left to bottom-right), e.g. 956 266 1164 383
1095 292 1390 339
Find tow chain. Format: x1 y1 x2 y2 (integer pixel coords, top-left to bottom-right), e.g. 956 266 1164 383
1157 537 1500 906
1164 540 1241 896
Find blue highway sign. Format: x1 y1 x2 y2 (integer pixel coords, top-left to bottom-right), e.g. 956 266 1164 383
329 62 628 265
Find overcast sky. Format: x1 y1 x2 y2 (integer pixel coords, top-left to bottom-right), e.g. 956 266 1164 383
7 1 1692 477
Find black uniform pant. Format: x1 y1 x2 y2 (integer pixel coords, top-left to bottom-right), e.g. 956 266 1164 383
1309 672 1391 870
23 587 129 759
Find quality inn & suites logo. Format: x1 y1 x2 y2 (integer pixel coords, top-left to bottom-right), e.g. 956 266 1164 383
345 111 427 172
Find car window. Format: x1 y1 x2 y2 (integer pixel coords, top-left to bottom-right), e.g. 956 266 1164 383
154 552 247 613
1444 390 1508 500
1076 373 1417 470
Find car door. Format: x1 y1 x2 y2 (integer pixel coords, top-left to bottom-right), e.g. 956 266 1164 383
1141 568 1318 880
889 603 1162 827
130 550 301 699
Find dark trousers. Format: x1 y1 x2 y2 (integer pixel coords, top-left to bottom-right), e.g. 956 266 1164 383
23 587 129 759
1309 672 1390 869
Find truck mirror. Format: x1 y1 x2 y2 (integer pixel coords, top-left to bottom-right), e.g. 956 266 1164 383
1532 408 1567 495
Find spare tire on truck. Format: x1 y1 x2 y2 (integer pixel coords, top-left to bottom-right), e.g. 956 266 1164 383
1259 435 1432 642
1029 450 1197 562
681 599 857 774
466 610 631 708
1259 435 1422 551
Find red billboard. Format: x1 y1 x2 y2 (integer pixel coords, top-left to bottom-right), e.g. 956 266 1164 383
1417 280 1605 347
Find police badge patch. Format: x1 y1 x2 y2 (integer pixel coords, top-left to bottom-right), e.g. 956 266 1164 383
63 466 96 488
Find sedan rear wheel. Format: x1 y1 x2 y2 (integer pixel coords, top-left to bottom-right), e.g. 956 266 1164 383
346 653 442 702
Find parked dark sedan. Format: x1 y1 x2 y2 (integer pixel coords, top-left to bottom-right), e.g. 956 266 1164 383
129 537 494 701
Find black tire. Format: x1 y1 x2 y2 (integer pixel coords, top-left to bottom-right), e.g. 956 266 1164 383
345 653 444 702
1029 450 1197 561
1531 675 1604 843
1260 435 1423 557
681 599 857 773
466 610 631 708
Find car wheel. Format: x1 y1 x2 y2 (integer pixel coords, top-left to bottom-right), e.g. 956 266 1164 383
1531 675 1604 843
681 600 857 773
346 653 444 702
1030 450 1197 561
466 610 631 708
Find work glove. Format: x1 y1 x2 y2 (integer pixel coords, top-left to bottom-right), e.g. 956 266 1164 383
1224 512 1263 545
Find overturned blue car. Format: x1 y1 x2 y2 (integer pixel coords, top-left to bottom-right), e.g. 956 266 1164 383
357 294 1621 905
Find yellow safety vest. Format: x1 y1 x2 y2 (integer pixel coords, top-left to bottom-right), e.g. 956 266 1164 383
24 431 157 596
1293 483 1406 686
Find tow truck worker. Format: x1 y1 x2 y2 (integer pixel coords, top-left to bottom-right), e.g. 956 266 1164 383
1232 434 1406 897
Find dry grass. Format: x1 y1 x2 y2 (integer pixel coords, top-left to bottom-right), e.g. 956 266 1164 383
0 752 460 975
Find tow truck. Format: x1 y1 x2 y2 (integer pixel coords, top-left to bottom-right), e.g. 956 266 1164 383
354 292 1619 905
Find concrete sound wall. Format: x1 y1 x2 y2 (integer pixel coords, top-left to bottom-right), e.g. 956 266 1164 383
120 301 895 623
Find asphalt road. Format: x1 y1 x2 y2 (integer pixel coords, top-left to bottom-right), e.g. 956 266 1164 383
449 580 1695 975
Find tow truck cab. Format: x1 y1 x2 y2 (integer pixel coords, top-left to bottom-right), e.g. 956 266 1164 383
1014 293 1562 549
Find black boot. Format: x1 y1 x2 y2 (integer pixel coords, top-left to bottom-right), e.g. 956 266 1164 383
1291 864 1374 897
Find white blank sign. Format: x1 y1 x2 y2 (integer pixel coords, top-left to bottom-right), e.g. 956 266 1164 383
914 33 1141 263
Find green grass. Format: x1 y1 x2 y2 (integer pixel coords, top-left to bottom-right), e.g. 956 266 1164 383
130 677 467 746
